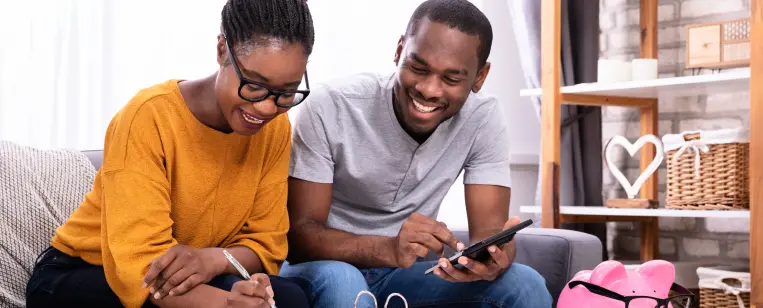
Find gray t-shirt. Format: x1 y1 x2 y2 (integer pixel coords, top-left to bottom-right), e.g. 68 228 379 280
289 72 512 237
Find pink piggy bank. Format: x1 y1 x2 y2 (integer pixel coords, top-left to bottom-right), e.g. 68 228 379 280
557 260 675 308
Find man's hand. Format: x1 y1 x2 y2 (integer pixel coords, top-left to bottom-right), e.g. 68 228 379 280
143 245 226 300
432 216 520 282
393 212 462 268
224 274 276 308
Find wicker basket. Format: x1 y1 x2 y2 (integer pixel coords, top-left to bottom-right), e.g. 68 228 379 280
665 129 749 210
697 265 750 308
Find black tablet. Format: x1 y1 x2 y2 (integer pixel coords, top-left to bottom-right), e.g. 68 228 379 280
425 219 533 275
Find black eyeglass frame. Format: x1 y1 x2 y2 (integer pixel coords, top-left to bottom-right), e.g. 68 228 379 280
223 36 311 108
567 280 696 308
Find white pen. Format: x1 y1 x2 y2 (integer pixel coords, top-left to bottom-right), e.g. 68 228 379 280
223 249 277 308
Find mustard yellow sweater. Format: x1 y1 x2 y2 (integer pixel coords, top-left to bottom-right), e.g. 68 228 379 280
51 80 291 308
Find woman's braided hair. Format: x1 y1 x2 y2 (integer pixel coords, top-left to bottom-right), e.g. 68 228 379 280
221 0 314 58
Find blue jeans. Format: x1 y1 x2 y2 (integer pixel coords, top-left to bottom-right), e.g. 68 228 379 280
279 260 553 308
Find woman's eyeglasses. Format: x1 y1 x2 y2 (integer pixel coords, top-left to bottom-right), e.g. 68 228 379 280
223 36 310 108
567 280 696 308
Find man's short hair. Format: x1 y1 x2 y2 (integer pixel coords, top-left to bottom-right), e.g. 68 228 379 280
405 0 493 68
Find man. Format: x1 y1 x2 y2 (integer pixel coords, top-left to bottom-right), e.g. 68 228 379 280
281 0 552 307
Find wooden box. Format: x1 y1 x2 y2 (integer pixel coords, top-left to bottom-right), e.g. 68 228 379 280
686 18 750 69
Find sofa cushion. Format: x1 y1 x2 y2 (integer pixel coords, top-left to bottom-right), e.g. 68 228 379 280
513 227 602 303
0 141 96 307
82 150 103 170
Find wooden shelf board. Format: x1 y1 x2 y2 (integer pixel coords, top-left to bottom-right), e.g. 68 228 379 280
519 68 751 99
519 205 751 219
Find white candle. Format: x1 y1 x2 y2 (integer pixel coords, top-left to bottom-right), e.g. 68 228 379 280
631 58 659 81
597 59 630 83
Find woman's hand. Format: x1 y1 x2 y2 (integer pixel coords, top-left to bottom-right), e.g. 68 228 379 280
224 274 276 308
143 245 226 300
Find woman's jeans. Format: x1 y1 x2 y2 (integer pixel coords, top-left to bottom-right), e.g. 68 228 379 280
26 247 309 308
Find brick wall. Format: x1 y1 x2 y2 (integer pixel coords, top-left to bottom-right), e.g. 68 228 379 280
599 0 751 264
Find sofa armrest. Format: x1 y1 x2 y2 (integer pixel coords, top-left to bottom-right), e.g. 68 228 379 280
442 228 602 305
513 228 602 303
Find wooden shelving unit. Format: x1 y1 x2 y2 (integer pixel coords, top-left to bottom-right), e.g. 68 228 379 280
526 0 762 305
520 205 752 219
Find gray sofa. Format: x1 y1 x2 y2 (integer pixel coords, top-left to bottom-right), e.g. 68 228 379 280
81 150 602 305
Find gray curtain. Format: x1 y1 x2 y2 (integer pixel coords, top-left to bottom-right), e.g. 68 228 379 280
508 0 607 260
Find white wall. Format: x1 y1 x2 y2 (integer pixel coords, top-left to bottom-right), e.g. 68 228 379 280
0 0 227 150
435 0 540 231
0 0 539 233
481 1 541 160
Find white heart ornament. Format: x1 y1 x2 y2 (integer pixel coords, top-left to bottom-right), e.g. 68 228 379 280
604 135 664 199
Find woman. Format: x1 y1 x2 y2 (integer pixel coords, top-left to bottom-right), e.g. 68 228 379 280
25 0 313 307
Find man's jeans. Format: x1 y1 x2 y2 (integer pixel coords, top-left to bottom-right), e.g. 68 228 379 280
279 260 553 308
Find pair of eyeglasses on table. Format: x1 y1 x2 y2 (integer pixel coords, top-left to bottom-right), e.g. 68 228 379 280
567 280 697 308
